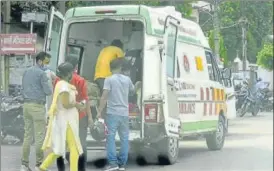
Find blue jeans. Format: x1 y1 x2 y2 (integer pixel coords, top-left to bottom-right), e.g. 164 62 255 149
105 114 129 166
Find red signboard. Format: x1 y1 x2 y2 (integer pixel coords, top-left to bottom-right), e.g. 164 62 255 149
0 34 37 55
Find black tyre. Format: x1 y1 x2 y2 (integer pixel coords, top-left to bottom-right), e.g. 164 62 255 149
156 137 179 165
238 102 249 117
251 107 260 116
206 117 225 151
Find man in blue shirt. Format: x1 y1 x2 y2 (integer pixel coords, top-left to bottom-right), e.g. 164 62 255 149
97 58 140 171
20 52 52 171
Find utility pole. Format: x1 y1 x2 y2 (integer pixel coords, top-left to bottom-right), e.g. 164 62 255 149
58 2 66 15
213 0 220 59
240 17 248 72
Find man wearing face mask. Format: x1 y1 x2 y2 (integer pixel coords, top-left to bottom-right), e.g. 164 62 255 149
20 52 53 171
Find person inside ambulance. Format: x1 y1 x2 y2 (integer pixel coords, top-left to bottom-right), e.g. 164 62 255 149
94 39 125 92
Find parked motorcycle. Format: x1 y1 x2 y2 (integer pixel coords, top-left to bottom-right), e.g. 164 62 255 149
1 93 24 143
237 86 260 117
235 85 248 111
258 88 273 112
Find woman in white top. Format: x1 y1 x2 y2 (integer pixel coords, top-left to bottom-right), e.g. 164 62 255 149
38 62 85 171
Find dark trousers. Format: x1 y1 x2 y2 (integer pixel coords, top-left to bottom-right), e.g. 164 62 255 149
56 115 88 171
95 78 105 94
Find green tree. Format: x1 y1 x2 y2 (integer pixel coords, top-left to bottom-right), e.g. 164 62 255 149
257 43 273 71
199 2 273 63
208 30 228 66
176 3 193 18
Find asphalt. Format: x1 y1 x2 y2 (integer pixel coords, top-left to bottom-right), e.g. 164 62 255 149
1 112 273 171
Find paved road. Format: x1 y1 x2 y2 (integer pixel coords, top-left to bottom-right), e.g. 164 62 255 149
1 113 273 171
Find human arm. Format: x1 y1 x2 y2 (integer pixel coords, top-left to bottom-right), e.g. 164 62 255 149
53 77 60 90
41 72 53 96
59 83 85 110
128 77 141 95
116 47 125 58
59 92 84 110
79 78 93 125
86 101 93 126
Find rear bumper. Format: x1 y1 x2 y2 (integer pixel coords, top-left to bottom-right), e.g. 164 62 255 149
86 122 166 149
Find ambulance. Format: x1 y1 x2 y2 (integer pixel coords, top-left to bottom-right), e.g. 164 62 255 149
44 5 232 164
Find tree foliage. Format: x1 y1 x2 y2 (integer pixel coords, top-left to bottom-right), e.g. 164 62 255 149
256 43 273 71
208 30 228 66
199 1 273 63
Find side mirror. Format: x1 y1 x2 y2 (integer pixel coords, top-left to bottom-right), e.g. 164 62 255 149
222 68 232 80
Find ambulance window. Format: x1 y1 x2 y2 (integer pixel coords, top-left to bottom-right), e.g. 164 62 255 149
205 51 222 83
66 44 84 73
166 24 177 78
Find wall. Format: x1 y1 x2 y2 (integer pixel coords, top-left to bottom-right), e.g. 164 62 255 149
257 67 273 90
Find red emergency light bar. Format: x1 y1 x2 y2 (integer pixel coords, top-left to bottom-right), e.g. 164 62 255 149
95 10 117 14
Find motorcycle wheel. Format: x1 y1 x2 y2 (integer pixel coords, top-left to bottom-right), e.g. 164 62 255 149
251 106 260 116
238 102 249 117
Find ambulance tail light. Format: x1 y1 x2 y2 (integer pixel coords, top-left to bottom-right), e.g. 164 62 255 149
144 104 158 122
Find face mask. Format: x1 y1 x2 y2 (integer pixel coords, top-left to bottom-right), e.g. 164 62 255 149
42 57 50 65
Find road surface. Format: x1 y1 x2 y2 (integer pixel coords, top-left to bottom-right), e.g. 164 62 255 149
1 112 273 171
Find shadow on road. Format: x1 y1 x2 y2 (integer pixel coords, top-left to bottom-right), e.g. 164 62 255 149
84 144 272 171
226 132 271 140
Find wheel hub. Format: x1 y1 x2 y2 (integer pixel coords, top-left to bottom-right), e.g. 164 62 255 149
216 122 224 145
168 138 178 158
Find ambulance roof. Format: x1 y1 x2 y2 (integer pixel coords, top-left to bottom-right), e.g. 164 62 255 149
66 5 210 49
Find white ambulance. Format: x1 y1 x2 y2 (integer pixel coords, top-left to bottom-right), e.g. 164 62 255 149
45 5 232 164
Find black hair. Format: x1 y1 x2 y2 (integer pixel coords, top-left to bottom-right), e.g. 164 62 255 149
66 56 79 69
111 39 123 49
56 62 74 79
35 51 51 62
110 58 125 71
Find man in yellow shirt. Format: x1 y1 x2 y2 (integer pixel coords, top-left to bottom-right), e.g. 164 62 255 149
94 39 124 92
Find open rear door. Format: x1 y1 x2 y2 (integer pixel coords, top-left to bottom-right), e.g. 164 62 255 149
44 6 64 73
161 17 181 138
44 6 64 110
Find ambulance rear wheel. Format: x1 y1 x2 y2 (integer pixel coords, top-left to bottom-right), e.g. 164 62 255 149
156 137 179 165
206 117 225 150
